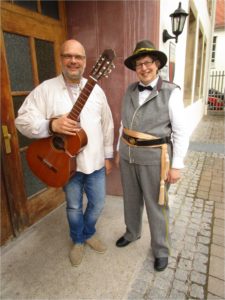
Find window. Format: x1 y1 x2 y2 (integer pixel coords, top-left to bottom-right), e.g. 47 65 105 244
8 0 59 19
211 36 217 64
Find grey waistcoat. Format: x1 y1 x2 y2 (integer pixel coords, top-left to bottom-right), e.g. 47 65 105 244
119 77 179 165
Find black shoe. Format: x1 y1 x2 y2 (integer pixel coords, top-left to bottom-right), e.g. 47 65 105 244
116 236 131 247
116 236 140 247
154 257 168 271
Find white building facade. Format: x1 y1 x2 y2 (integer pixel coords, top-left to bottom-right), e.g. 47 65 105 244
160 0 216 135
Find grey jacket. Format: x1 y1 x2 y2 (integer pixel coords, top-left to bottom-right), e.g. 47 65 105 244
119 77 179 165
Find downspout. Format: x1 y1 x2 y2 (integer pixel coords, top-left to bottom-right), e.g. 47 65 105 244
204 1 217 115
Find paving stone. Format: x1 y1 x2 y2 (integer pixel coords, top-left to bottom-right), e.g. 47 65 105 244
131 279 149 294
208 276 225 299
169 289 186 299
191 217 202 225
206 200 214 206
155 267 175 281
209 256 225 280
185 235 197 244
186 228 199 237
175 268 189 282
177 259 193 273
202 216 213 224
195 199 204 206
214 218 224 228
198 236 211 244
210 244 225 259
172 279 188 293
212 234 225 247
194 252 209 264
215 202 225 209
183 242 197 252
196 243 209 255
193 258 207 274
188 223 200 230
136 269 154 284
190 283 205 299
203 212 213 219
152 276 171 292
207 292 223 299
146 287 168 300
190 270 207 285
204 206 214 212
213 225 224 236
181 249 194 260
199 229 211 237
127 290 144 300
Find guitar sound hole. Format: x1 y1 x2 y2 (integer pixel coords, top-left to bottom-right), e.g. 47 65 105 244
52 135 65 151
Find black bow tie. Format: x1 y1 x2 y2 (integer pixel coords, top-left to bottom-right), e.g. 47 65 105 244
138 84 153 92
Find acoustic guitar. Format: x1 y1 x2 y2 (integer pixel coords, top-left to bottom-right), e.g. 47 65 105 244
26 49 116 187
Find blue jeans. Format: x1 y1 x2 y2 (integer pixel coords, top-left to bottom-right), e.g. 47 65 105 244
63 167 106 244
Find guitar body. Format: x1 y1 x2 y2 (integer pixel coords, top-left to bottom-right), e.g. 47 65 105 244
26 129 87 187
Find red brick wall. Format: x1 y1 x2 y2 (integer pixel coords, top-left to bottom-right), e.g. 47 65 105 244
65 0 159 195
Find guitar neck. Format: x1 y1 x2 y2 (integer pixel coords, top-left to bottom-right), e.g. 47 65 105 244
67 76 97 121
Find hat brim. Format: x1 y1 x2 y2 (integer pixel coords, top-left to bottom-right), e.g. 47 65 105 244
124 50 167 71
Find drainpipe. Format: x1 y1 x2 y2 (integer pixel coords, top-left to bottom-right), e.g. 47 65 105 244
204 1 217 115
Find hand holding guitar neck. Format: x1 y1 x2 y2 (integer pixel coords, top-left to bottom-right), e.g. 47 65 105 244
51 115 81 135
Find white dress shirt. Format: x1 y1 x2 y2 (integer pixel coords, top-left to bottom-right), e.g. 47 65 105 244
118 76 189 169
15 74 114 174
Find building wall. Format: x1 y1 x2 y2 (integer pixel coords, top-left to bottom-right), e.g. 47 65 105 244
213 30 225 71
65 0 160 195
160 0 216 134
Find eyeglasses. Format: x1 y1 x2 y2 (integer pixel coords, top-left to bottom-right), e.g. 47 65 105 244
135 60 154 70
61 54 86 61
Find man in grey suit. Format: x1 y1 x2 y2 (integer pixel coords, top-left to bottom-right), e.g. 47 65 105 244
115 40 189 271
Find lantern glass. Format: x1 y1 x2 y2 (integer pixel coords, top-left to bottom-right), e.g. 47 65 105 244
172 16 181 34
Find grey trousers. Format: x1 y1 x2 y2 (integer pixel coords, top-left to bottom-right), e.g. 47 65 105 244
120 158 171 258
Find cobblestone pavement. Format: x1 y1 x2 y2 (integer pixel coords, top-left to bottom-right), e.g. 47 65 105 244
125 115 225 300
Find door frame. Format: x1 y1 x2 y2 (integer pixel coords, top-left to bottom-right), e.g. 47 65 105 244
1 1 67 243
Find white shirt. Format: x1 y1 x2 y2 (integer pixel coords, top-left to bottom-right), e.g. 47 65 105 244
117 76 189 169
15 74 114 174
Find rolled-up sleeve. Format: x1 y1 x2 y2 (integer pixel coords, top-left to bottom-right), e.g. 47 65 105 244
15 86 50 139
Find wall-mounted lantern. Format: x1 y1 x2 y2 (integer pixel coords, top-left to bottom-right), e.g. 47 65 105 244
163 2 189 43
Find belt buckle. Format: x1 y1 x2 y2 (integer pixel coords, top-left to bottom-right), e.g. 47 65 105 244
129 137 136 145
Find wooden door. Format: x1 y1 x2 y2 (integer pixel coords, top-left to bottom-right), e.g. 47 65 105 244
1 1 67 245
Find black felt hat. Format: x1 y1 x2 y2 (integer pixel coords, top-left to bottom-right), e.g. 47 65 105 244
124 40 167 71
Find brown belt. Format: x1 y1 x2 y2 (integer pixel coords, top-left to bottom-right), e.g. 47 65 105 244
122 128 170 206
122 132 171 146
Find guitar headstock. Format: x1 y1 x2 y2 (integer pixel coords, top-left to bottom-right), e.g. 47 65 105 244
91 49 116 81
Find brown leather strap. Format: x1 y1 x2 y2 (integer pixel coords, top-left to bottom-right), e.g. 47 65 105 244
123 127 158 140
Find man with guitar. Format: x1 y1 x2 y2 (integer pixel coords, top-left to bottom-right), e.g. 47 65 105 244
15 39 114 267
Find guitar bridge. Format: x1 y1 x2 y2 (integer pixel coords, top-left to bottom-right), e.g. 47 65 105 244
37 155 57 173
